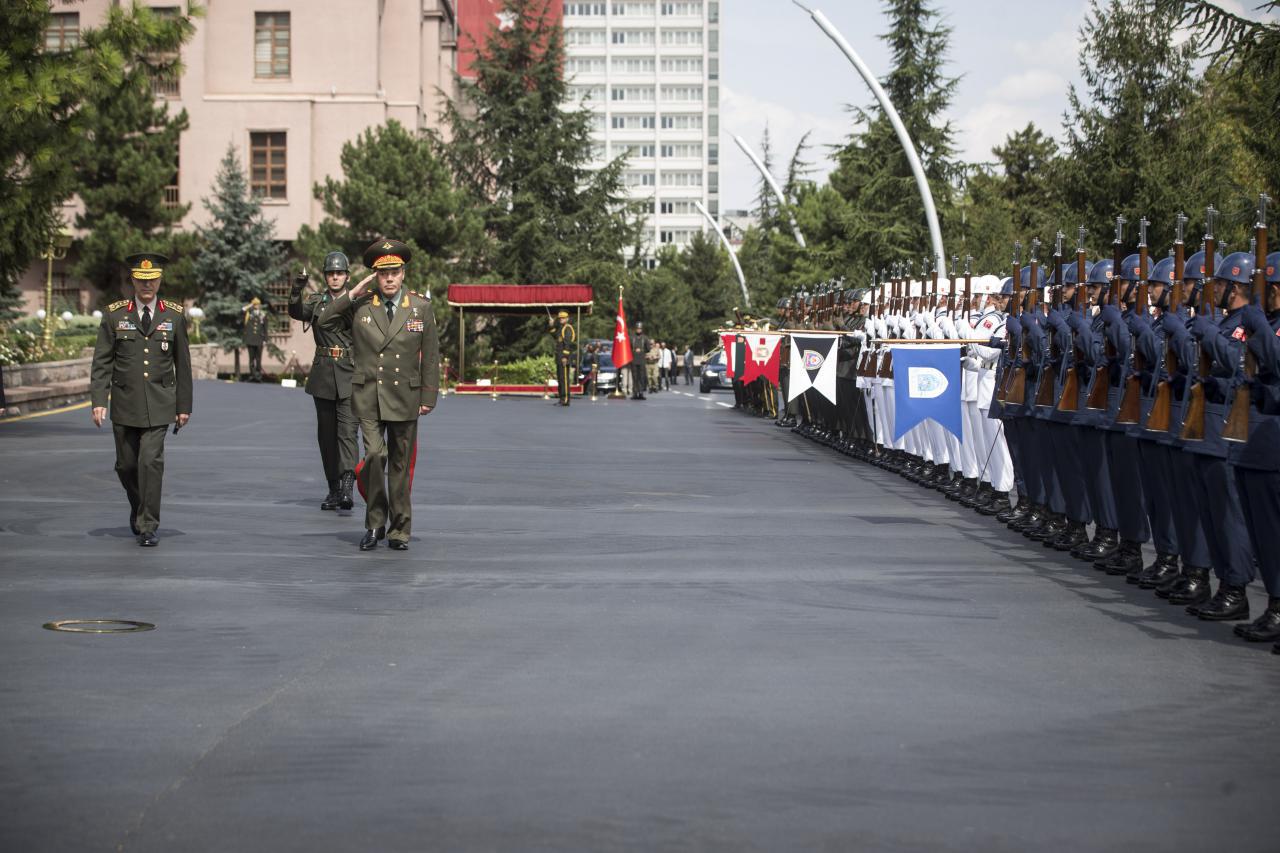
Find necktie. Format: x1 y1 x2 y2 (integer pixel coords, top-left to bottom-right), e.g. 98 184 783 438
140 305 152 335
386 299 395 324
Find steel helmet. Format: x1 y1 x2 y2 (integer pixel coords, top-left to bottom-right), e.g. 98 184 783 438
1062 259 1092 285
1117 253 1151 282
999 277 1014 296
1266 251 1280 284
323 251 350 273
1149 256 1177 286
1019 265 1046 289
1182 250 1223 282
1216 251 1255 286
1087 258 1115 286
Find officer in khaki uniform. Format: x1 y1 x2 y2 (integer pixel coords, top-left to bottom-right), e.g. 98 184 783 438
290 251 358 510
90 252 193 546
318 239 439 551
548 309 576 406
242 297 269 382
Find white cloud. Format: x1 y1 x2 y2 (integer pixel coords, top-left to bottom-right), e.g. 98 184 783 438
990 69 1067 102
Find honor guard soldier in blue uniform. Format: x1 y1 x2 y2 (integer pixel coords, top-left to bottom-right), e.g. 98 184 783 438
318 239 440 552
290 251 359 510
90 252 193 546
549 310 576 406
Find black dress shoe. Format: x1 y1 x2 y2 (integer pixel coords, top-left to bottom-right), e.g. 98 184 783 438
338 471 355 511
1236 599 1280 641
1048 521 1089 551
1075 529 1119 562
1098 540 1142 576
321 480 341 511
359 529 379 551
994 496 1028 523
388 539 409 551
976 491 1012 516
1011 505 1047 532
1168 567 1212 607
1196 584 1250 621
1137 554 1180 589
1155 571 1188 599
138 531 158 547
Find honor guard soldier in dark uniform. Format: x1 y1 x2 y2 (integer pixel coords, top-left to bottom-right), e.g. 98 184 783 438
318 239 440 552
90 252 193 546
630 322 650 399
242 297 270 382
549 309 576 406
290 251 359 510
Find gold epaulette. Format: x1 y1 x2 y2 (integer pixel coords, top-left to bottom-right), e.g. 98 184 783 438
108 300 129 312
166 302 184 314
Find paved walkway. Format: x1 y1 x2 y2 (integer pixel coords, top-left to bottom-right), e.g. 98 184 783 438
1 381 1276 851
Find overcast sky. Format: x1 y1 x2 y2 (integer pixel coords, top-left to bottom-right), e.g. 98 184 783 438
720 0 1266 211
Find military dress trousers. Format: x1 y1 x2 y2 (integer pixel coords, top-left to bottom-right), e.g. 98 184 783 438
318 289 440 542
289 285 358 481
90 298 193 534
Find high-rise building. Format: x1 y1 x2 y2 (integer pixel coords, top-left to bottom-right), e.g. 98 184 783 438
561 1 720 264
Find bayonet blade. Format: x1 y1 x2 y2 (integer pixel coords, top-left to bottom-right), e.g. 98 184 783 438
1013 241 1022 266
1139 217 1149 248
1030 238 1041 264
1175 212 1187 245
1054 231 1065 258
1114 215 1127 244
1205 205 1218 240
1259 192 1271 228
1076 225 1087 252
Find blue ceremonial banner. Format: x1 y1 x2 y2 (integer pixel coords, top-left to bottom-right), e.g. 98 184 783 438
892 345 963 441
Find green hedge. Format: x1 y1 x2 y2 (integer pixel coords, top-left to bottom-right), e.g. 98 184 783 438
468 354 558 385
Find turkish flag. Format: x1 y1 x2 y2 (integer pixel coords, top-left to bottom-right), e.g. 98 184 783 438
739 333 782 387
612 295 634 368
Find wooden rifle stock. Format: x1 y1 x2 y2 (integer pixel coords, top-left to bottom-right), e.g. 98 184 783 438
1116 220 1150 424
1180 218 1217 441
1223 196 1268 442
1146 216 1187 433
1057 232 1088 412
996 245 1023 402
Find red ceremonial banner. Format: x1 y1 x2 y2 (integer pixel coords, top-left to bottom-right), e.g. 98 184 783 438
613 297 634 368
720 333 737 378
739 334 782 387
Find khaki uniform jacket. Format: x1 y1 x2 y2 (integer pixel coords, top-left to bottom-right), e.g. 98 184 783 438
91 298 193 428
318 289 439 421
289 285 355 400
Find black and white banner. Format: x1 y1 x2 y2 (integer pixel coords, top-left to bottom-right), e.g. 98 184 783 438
787 335 839 404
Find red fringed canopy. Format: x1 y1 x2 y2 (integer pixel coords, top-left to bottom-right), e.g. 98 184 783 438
447 284 593 312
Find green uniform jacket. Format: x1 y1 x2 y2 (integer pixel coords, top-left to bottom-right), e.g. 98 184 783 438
91 298 193 428
550 323 577 361
289 284 355 400
243 308 269 346
318 289 440 421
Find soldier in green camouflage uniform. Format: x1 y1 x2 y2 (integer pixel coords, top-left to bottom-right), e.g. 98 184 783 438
290 251 358 510
318 239 440 552
90 252 193 547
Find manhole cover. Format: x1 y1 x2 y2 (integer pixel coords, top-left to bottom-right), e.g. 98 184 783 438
43 620 156 634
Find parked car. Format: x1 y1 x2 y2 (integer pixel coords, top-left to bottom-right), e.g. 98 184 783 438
582 339 619 393
699 348 731 393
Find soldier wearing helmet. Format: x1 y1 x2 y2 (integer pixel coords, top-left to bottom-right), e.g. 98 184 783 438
290 251 359 511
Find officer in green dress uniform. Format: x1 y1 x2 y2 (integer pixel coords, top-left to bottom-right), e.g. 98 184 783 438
290 251 358 510
90 252 193 546
549 309 576 406
318 239 440 552
242 297 269 382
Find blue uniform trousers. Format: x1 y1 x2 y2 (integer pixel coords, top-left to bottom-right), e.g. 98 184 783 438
1049 422 1091 524
1079 427 1118 530
1234 466 1280 596
1169 450 1213 568
1105 431 1149 543
1191 454 1256 586
1004 418 1029 498
1137 440 1179 556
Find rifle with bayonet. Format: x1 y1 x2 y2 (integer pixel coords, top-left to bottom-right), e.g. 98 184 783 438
1007 239 1038 406
1223 193 1270 442
1057 227 1089 412
1146 213 1188 433
1036 232 1065 408
1180 206 1218 441
1087 216 1128 410
1117 217 1151 424
997 241 1024 402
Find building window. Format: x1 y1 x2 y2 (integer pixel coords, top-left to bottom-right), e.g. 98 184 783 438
163 152 180 209
708 170 718 193
612 29 655 45
708 143 718 165
264 277 293 334
567 84 605 102
45 12 80 52
616 143 655 158
566 56 606 74
708 2 718 23
611 86 655 102
612 56 656 74
661 143 701 158
709 28 718 51
564 2 606 14
660 28 702 45
612 114 657 129
566 28 607 45
254 12 290 79
660 2 703 15
250 132 287 199
611 2 655 14
624 171 656 187
708 57 718 79
660 113 703 130
661 85 702 102
708 85 718 107
659 200 696 215
660 171 702 187
660 56 703 73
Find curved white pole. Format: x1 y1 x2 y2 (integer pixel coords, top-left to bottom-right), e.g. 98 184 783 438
797 3 946 274
731 133 807 249
694 201 751 308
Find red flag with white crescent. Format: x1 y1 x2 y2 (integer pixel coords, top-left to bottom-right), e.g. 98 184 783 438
613 296 634 368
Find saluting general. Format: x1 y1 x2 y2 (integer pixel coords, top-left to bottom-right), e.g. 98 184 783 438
90 252 193 547
318 239 439 552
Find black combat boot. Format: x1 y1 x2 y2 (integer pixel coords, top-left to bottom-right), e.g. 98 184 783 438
1048 520 1089 551
944 476 974 501
338 471 355 511
321 480 341 511
1195 584 1250 621
961 481 991 508
1137 553 1179 589
1155 568 1189 599
977 490 1013 517
1030 513 1067 543
994 495 1029 523
1166 567 1212 607
1073 528 1118 562
1009 503 1045 532
1098 539 1143 576
1235 598 1280 641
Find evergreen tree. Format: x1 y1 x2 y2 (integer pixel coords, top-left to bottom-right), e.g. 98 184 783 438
193 145 287 349
826 0 959 274
440 0 641 359
71 4 198 304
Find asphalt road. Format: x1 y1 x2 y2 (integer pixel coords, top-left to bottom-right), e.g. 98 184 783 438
1 380 1277 852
